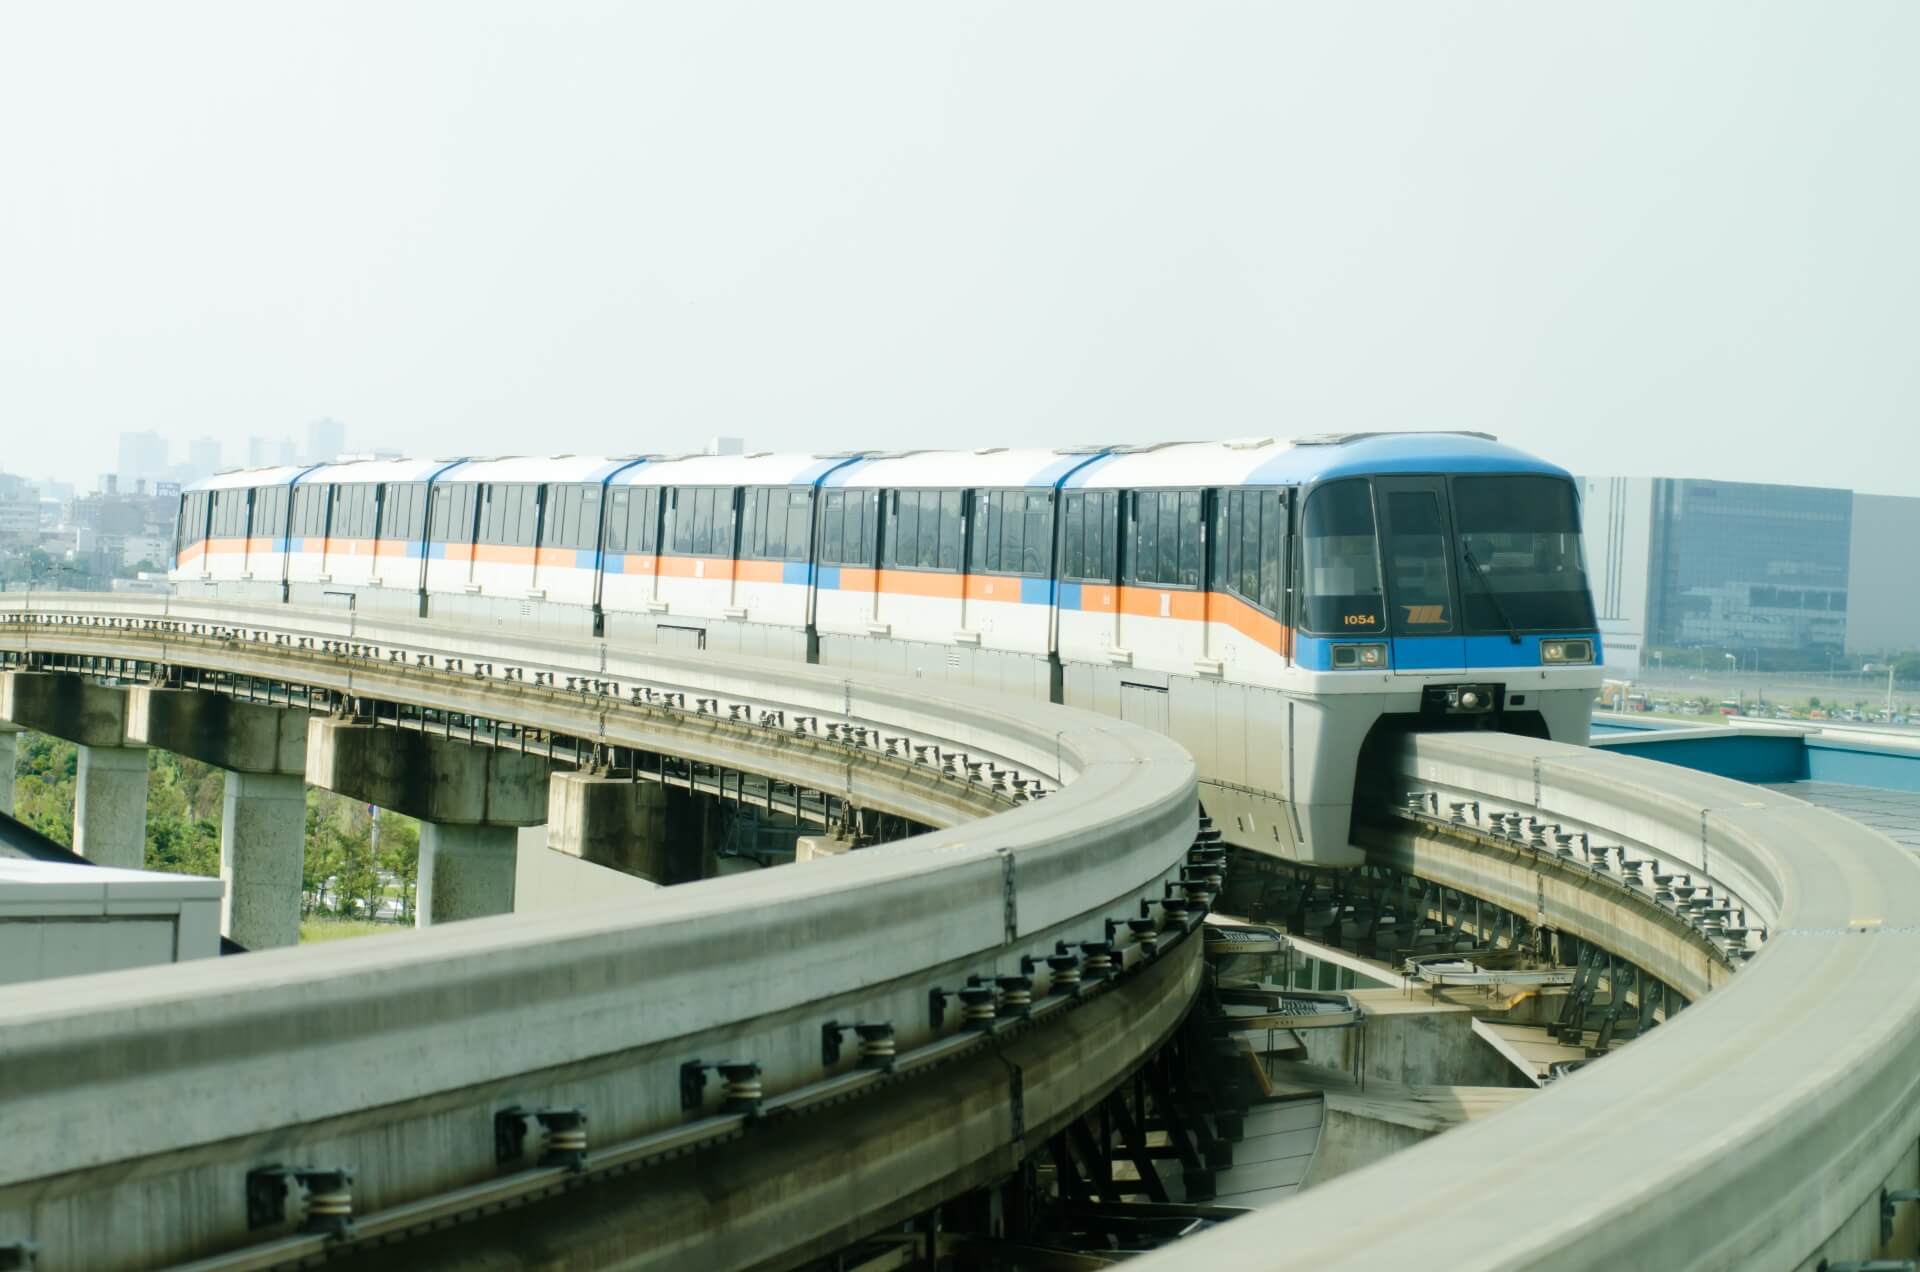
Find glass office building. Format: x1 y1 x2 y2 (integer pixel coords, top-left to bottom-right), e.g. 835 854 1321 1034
1581 476 1920 675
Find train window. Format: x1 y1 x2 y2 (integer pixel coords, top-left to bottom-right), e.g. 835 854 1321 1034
1214 489 1288 617
916 494 940 568
819 490 877 567
691 489 714 555
179 492 208 545
475 483 538 547
740 487 814 563
888 491 918 568
429 483 477 544
820 492 844 561
1382 490 1454 634
1300 479 1384 634
1451 475 1595 632
381 482 428 542
291 485 331 539
665 486 733 557
254 486 289 542
970 490 1050 578
539 484 602 552
331 484 379 540
1128 490 1202 589
882 490 962 572
604 487 660 555
1059 490 1115 583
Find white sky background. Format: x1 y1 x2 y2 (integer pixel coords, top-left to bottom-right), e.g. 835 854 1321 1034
2 2 1916 492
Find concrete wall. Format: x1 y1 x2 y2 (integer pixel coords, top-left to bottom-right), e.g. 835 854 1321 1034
0 859 220 982
1294 990 1531 1089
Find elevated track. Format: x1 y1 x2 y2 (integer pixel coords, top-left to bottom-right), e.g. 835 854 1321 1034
4 596 1920 1269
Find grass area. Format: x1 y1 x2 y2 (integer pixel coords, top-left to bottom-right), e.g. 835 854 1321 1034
300 916 400 943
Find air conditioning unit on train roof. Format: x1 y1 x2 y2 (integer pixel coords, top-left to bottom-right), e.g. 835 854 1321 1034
1224 437 1277 450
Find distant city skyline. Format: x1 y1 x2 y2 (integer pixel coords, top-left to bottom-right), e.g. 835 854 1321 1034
4 3 1918 495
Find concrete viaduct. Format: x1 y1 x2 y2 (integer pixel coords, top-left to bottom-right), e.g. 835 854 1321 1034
1 594 1919 1271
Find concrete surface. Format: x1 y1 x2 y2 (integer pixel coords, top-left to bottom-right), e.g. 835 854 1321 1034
1292 988 1531 1089
220 771 306 948
416 822 519 925
306 718 552 826
546 771 682 883
72 744 148 869
0 671 136 749
514 825 660 911
0 594 1199 1270
0 725 15 818
127 687 308 775
1252 1059 1534 1187
0 858 220 982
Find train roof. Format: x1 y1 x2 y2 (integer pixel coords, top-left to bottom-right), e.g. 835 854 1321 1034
1066 433 1569 489
190 465 314 493
612 453 862 488
826 448 1107 490
294 457 464 486
437 455 646 484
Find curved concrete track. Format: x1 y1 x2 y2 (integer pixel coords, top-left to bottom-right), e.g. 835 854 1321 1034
0 597 1199 1270
8 597 1920 1270
1137 730 1920 1271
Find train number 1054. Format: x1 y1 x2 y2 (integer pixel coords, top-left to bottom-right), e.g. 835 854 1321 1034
1342 613 1378 627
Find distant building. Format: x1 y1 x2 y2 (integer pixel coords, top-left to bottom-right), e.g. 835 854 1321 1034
246 436 298 469
178 437 222 483
306 417 347 464
117 431 168 489
1581 476 1920 674
0 473 39 543
119 534 172 569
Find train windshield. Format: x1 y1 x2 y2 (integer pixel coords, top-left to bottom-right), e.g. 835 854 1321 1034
1451 476 1594 633
1300 479 1386 634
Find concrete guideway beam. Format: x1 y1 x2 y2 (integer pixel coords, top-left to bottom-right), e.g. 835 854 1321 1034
1131 730 1920 1272
126 686 306 776
546 771 684 885
304 718 551 827
0 670 137 749
0 596 1200 1271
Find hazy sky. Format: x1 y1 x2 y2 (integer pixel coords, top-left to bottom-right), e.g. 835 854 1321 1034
4 3 1917 492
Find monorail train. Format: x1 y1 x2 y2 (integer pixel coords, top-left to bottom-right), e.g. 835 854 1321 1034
171 433 1603 865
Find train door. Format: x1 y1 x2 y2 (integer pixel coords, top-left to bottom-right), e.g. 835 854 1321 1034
1374 476 1465 672
873 489 964 642
1053 489 1122 664
1114 489 1208 670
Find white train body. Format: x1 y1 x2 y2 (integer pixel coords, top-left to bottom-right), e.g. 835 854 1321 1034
172 434 1604 865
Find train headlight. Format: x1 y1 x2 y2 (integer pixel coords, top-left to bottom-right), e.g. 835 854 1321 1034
1541 639 1594 666
1332 643 1388 670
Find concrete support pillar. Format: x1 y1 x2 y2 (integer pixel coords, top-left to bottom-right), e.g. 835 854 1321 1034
0 726 17 819
546 772 680 884
417 824 519 926
305 718 550 927
74 745 149 869
221 772 307 949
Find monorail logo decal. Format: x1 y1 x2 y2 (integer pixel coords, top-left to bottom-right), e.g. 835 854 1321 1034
1403 604 1446 625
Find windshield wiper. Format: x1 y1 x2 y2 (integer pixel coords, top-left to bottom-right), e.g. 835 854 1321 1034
1460 542 1522 645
